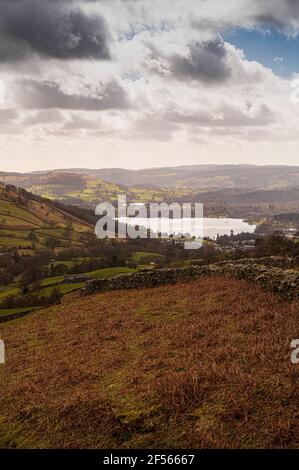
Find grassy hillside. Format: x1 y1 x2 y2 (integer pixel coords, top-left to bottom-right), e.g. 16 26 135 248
0 171 177 208
0 183 93 254
0 182 191 316
0 276 298 448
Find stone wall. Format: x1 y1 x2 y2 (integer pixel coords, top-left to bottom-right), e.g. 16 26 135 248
0 307 38 324
84 259 299 300
226 256 296 269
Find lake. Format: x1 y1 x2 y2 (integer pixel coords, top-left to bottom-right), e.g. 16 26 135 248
120 217 256 239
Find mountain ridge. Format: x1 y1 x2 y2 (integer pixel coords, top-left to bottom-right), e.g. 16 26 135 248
2 164 299 191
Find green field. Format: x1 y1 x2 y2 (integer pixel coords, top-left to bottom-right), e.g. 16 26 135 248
40 275 65 287
39 267 137 289
0 200 43 226
0 266 139 315
84 266 137 278
0 237 33 248
0 183 165 317
0 286 21 302
0 184 93 251
38 267 138 298
47 260 77 268
47 257 103 269
41 283 85 297
0 306 38 318
131 251 165 262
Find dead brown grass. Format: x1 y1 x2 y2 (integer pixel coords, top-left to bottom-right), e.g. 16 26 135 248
0 276 299 448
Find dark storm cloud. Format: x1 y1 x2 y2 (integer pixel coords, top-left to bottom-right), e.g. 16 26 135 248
170 40 231 83
281 0 299 17
253 0 299 32
0 0 110 62
13 80 130 110
254 14 288 31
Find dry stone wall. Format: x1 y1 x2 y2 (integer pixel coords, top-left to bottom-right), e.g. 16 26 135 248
84 259 299 301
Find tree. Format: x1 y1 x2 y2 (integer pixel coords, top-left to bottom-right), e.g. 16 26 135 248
19 268 42 294
27 231 37 242
45 237 61 250
64 219 74 244
49 287 62 305
27 231 37 248
49 263 55 278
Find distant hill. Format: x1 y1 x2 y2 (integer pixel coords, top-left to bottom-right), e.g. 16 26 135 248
0 171 170 208
0 182 94 254
0 171 126 208
1 166 299 215
193 187 299 204
50 164 299 190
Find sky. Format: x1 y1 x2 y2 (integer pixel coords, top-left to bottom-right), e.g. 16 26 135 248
0 0 299 172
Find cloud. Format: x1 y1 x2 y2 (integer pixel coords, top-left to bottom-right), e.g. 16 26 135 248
170 39 231 83
0 0 110 62
253 14 286 32
22 109 64 126
12 80 130 111
166 104 275 127
248 0 299 34
0 109 18 123
132 115 179 141
63 115 101 130
0 0 298 167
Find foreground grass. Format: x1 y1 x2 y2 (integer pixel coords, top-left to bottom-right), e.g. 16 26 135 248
0 307 38 318
0 276 299 448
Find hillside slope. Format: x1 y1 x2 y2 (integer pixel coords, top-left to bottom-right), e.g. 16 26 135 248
0 183 93 253
0 276 298 448
0 171 171 208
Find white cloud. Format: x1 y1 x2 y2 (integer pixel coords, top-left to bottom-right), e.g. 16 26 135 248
0 0 299 169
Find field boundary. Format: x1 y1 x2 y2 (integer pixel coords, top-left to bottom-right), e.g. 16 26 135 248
0 307 41 323
84 258 299 300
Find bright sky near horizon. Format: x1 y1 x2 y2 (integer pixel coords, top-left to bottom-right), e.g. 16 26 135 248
1 0 299 172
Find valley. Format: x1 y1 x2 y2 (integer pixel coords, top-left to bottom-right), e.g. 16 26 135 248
2 0 299 456
2 166 299 222
0 165 299 449
1 165 299 322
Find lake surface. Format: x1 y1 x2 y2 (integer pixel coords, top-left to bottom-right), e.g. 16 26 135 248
202 218 256 239
119 217 256 239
